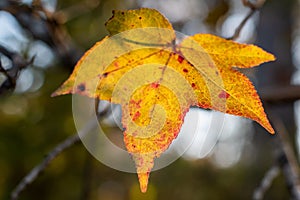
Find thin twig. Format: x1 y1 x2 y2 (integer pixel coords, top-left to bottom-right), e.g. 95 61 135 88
1 0 82 69
253 164 280 200
10 104 111 200
227 9 256 40
252 112 300 199
227 0 266 40
10 134 81 200
0 44 34 94
268 113 300 199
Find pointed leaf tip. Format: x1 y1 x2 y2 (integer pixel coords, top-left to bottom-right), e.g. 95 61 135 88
266 123 275 134
188 33 276 68
138 172 149 193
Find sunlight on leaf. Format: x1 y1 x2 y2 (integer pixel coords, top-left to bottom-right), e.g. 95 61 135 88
52 8 275 192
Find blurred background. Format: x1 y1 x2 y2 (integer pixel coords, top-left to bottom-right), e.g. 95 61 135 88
0 0 300 199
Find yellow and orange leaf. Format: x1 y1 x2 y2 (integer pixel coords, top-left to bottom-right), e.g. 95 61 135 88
52 8 275 193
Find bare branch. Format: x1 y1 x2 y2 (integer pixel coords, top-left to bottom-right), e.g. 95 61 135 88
1 0 82 69
227 9 256 40
10 103 111 200
260 85 300 104
10 134 81 200
0 44 33 94
227 0 267 40
10 120 95 200
269 114 300 199
253 110 300 199
253 164 280 200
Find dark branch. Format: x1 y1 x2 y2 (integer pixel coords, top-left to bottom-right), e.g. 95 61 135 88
0 44 33 94
253 109 300 199
227 0 266 40
10 134 81 200
227 9 256 40
260 85 300 104
269 114 300 199
253 164 280 200
1 0 82 69
10 105 111 200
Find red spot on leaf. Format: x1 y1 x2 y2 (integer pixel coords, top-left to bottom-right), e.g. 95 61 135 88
183 68 188 73
150 82 159 88
191 83 196 88
130 99 142 108
177 55 184 63
132 111 141 121
218 90 230 99
114 62 119 67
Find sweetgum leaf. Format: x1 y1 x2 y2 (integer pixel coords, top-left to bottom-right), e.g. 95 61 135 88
52 8 275 192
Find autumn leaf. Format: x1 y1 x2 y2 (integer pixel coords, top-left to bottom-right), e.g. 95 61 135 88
52 8 275 193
